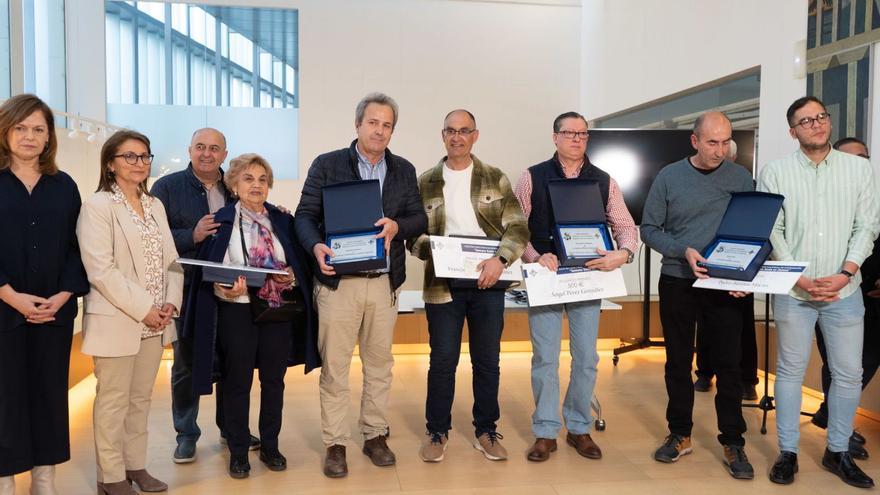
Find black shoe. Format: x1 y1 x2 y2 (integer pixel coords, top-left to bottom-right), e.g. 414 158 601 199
850 435 870 460
259 449 287 471
722 444 754 479
852 429 867 445
811 403 828 429
768 451 798 484
694 376 712 392
228 456 250 479
741 384 758 401
822 448 874 488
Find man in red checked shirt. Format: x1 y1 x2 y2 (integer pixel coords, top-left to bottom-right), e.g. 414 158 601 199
514 111 638 463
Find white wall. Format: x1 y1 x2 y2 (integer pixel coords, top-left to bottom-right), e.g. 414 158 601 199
65 0 581 289
581 0 808 295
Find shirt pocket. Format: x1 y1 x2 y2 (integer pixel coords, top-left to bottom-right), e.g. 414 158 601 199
477 189 505 215
424 197 444 231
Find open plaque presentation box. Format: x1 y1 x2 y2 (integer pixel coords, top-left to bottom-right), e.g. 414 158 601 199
176 258 288 287
700 191 784 282
548 179 613 267
322 180 386 274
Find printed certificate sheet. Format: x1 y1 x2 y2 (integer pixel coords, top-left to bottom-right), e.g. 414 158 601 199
692 261 808 294
521 263 627 307
430 235 522 281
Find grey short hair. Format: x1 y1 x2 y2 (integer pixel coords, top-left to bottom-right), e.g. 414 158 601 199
355 92 399 130
224 153 274 191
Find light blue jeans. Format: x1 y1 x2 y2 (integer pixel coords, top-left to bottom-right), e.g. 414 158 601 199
528 299 601 438
773 292 864 453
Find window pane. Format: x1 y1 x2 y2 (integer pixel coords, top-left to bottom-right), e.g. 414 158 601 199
23 0 66 110
838 0 852 40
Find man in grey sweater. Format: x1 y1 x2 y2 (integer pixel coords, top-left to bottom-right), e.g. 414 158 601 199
640 112 755 479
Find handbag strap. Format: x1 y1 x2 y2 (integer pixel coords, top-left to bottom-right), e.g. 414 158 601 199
238 211 250 265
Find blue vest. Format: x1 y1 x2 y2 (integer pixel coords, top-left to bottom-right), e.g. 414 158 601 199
527 155 611 254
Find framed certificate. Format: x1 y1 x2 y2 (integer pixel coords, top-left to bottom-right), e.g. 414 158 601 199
556 223 613 266
556 224 612 260
326 231 384 265
702 240 763 271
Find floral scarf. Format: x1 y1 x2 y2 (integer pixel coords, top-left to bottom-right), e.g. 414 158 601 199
239 206 288 308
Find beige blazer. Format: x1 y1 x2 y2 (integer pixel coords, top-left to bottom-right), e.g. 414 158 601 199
77 191 183 357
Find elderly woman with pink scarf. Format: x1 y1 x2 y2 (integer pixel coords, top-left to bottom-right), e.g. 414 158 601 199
183 153 319 480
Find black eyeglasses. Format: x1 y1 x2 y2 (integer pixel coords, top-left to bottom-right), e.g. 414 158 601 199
442 128 477 137
114 152 154 166
791 112 831 129
556 130 589 140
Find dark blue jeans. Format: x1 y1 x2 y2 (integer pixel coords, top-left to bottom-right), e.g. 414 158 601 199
425 287 505 436
171 319 225 444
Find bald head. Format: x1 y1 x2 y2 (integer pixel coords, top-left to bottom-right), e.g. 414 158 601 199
191 127 227 148
690 111 732 170
189 127 229 180
693 111 731 138
444 109 476 128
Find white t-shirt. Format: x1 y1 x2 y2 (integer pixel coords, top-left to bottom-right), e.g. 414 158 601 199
442 162 486 237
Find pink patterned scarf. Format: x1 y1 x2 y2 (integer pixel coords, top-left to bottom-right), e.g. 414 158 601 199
240 206 289 308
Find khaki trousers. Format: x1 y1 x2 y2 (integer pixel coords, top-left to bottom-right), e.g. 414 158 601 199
92 337 164 483
316 275 399 446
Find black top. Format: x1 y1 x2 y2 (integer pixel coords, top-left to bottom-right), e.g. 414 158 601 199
0 168 89 331
294 140 427 291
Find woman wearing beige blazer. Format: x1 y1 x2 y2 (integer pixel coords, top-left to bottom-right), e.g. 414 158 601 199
77 130 183 495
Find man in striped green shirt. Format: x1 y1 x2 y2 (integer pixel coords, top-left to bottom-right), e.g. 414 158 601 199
758 96 879 489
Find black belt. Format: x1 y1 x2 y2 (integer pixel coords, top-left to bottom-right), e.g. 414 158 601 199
344 272 385 279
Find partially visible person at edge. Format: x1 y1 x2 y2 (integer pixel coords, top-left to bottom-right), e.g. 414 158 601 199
0 94 89 495
809 136 880 461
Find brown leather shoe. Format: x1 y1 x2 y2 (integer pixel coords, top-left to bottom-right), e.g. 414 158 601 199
124 470 167 492
363 435 396 466
323 445 348 478
566 432 602 459
526 438 558 462
96 481 137 495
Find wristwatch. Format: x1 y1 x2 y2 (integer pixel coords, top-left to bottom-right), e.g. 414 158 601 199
498 255 509 266
840 269 855 278
622 247 635 264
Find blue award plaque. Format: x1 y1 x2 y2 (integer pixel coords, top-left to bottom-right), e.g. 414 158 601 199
322 180 386 274
548 179 614 267
700 191 784 281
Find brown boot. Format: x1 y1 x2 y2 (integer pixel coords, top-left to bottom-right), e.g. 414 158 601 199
363 435 396 466
323 445 348 478
566 432 602 459
125 470 168 492
96 481 137 495
526 438 557 462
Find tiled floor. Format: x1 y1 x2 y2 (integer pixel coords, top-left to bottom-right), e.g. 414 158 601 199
19 348 880 494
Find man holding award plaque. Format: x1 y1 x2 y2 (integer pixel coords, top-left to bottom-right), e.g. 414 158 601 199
640 112 756 479
294 93 427 478
408 109 529 463
759 97 879 489
513 111 638 463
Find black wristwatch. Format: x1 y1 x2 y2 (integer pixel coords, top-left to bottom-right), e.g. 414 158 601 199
622 247 635 264
840 269 855 279
498 255 509 266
